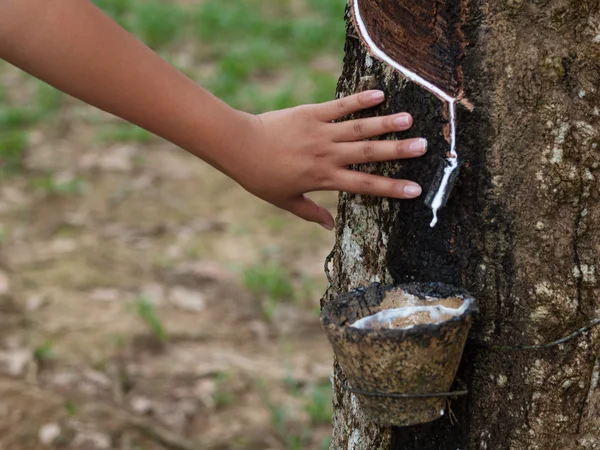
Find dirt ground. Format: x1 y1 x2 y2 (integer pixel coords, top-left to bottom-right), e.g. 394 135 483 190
0 63 339 448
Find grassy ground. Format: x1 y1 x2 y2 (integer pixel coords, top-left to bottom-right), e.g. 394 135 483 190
0 0 346 448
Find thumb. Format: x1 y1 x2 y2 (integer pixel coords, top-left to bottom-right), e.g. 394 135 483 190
286 196 335 231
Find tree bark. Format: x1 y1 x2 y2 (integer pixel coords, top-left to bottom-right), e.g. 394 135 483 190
325 1 600 449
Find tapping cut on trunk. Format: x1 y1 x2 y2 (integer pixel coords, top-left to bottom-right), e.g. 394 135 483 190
350 0 467 226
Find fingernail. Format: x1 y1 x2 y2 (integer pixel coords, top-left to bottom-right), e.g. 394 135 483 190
394 115 410 128
370 91 385 101
320 223 334 231
403 184 422 197
409 138 428 155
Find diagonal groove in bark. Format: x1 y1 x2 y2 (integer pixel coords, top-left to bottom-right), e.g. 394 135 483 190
493 263 503 337
578 357 600 434
574 163 596 434
573 165 585 317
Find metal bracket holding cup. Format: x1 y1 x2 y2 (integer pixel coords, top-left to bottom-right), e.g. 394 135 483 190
341 382 469 400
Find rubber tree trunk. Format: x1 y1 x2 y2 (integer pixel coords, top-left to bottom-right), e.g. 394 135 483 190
325 1 600 448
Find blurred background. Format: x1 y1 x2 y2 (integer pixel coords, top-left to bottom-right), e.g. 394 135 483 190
0 0 347 448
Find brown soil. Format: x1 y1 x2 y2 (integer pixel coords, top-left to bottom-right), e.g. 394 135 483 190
0 65 337 449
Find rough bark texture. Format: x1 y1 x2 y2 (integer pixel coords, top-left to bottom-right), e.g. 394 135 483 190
325 1 600 449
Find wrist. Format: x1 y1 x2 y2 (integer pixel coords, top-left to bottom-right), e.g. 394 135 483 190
187 104 262 181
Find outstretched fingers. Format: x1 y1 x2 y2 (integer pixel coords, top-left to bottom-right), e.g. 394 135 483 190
284 196 335 230
283 90 425 229
315 90 386 122
332 112 413 142
335 170 422 199
313 89 416 142
335 138 427 166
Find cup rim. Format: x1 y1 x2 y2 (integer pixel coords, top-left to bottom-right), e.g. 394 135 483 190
321 282 478 338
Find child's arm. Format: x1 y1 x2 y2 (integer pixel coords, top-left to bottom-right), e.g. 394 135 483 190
0 0 427 230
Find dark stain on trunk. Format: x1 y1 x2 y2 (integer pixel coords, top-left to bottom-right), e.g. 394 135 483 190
383 0 515 447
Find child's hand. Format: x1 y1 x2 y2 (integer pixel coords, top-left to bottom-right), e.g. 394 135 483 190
227 91 426 230
0 0 425 231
